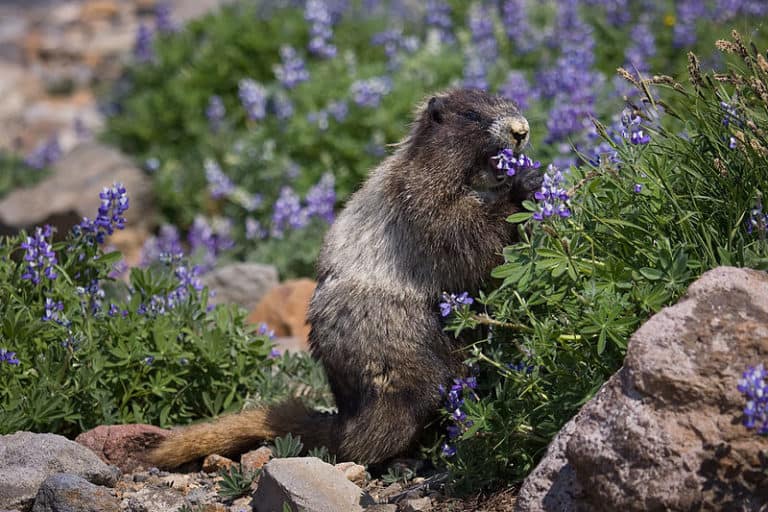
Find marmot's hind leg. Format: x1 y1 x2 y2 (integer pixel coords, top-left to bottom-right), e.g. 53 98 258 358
333 377 441 464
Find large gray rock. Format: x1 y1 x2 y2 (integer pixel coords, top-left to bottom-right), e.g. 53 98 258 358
516 267 768 511
0 432 120 512
0 142 153 237
252 457 373 512
31 473 120 512
202 263 279 311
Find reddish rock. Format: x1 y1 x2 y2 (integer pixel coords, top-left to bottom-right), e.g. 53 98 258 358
75 424 170 473
516 267 768 511
240 446 273 474
246 279 316 352
201 454 233 474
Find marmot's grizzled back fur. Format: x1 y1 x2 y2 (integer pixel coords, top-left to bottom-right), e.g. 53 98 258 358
149 88 541 468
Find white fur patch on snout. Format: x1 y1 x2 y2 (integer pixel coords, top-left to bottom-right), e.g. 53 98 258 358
489 116 530 149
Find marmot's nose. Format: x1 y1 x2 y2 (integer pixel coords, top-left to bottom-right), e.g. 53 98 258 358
508 118 529 145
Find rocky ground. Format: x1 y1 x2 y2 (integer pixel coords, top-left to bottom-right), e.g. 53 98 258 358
0 429 515 512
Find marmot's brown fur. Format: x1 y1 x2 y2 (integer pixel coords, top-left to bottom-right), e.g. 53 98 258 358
149 88 541 468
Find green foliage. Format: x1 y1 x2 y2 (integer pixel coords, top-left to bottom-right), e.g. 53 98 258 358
307 445 336 465
381 465 416 486
0 152 48 199
438 34 768 490
217 463 258 501
0 222 278 437
271 432 304 458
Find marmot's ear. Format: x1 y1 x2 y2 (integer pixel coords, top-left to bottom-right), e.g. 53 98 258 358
427 96 446 124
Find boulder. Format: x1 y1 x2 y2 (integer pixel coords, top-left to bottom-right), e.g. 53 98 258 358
516 267 768 511
201 263 279 312
252 457 373 512
246 279 317 351
0 142 153 237
31 473 120 512
75 424 170 473
0 432 120 511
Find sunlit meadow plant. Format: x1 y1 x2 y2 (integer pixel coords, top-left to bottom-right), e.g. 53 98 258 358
0 184 286 437
437 32 768 489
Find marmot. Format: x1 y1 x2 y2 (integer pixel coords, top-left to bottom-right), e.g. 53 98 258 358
149 88 542 468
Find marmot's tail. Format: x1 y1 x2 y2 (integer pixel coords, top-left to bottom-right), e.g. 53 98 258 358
148 400 336 469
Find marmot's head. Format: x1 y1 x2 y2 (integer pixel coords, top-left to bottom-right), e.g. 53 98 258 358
401 88 541 205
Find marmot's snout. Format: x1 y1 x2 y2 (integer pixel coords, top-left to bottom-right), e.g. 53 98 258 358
490 115 530 151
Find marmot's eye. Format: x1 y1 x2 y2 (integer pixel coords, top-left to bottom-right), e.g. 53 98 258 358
459 110 484 123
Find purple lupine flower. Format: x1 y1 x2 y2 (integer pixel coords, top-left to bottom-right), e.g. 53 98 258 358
204 159 234 199
468 2 497 64
245 217 266 240
721 100 743 128
238 79 267 121
533 165 571 221
304 173 336 224
633 183 643 193
738 363 768 434
492 149 540 177
272 92 294 120
424 0 454 44
327 100 348 122
372 28 419 69
501 0 535 53
173 262 204 294
42 298 64 322
274 46 310 89
508 361 534 373
624 19 655 74
144 355 155 365
141 224 183 266
439 374 478 455
133 24 154 62
271 187 307 238
188 215 234 271
21 225 58 284
746 197 768 235
441 443 457 457
307 110 329 130
25 136 61 170
0 348 19 366
206 95 226 133
305 0 337 59
439 291 474 317
76 279 105 315
462 50 488 91
154 1 176 33
350 77 392 108
545 92 596 144
673 0 706 48
77 183 129 244
621 108 651 145
498 71 533 111
585 0 631 26
108 303 120 317
257 322 276 340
